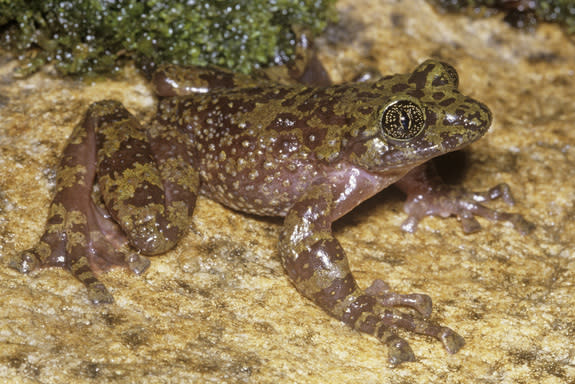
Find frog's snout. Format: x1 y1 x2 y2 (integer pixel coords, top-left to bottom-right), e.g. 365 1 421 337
444 97 493 136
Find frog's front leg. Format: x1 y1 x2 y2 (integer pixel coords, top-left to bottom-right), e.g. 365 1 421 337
279 182 464 366
396 163 534 235
14 100 199 303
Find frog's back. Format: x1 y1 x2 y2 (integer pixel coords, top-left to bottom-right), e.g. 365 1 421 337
162 85 334 216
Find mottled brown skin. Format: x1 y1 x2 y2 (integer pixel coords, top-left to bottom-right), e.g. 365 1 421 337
15 58 532 365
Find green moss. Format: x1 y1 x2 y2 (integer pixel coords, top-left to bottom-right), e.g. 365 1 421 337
535 0 575 32
0 0 337 77
428 0 575 33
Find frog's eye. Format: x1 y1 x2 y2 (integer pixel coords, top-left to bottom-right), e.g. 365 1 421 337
380 100 425 140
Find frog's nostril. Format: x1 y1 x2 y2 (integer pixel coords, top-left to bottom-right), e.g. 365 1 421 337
457 97 492 132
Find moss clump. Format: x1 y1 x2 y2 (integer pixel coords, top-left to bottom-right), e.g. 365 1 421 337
428 0 575 32
0 0 337 77
536 0 575 30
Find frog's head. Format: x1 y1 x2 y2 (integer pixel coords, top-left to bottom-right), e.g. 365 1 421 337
345 60 492 172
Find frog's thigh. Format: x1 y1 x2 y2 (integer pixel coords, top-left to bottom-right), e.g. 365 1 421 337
95 101 197 255
15 101 152 304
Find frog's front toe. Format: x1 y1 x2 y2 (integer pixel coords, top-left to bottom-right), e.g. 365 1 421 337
347 289 464 365
384 328 464 365
11 249 41 274
366 279 433 318
439 327 466 354
384 335 416 366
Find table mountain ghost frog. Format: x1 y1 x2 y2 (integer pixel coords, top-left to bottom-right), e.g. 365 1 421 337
14 57 532 365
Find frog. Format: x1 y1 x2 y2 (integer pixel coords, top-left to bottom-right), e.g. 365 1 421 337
13 51 533 365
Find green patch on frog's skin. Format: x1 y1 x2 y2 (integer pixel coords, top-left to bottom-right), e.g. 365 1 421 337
14 58 531 365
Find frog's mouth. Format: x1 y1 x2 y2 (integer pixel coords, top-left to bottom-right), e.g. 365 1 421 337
368 127 491 173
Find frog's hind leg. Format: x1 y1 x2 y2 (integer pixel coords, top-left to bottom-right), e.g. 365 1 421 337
14 100 198 303
14 102 150 303
95 100 197 256
279 183 464 366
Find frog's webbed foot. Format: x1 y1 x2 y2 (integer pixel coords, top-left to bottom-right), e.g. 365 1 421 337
16 100 197 303
13 199 150 304
396 164 534 235
400 182 534 235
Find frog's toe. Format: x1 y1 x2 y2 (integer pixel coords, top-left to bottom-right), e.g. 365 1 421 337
384 334 416 366
439 327 466 354
459 213 482 234
366 279 433 318
125 253 151 275
10 249 42 274
483 183 515 205
400 215 423 233
509 214 535 235
86 281 115 304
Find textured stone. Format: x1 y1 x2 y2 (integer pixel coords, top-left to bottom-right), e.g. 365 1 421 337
0 0 573 382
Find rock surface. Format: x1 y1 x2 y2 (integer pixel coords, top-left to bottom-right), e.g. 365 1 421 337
0 0 574 382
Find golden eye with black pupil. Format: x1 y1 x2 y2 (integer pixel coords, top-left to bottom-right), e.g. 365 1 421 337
380 100 425 140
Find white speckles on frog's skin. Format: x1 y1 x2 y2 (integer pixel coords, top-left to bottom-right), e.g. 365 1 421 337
15 59 533 366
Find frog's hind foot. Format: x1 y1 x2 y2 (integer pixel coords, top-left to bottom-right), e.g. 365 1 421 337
14 241 150 305
13 247 116 304
13 202 151 304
